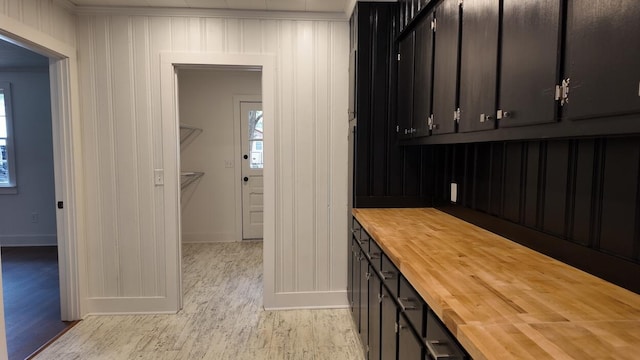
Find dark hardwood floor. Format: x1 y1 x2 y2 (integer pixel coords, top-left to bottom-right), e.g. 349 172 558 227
1 246 72 360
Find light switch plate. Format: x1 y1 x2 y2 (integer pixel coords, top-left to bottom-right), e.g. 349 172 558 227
451 182 458 203
154 169 164 186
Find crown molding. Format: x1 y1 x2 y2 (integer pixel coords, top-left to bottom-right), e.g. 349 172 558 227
73 6 349 21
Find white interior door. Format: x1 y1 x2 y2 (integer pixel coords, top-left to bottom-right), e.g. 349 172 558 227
240 101 264 239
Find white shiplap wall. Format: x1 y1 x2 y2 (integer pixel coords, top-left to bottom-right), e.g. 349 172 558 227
0 0 76 48
77 11 349 312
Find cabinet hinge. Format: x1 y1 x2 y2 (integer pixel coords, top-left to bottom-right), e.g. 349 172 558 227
395 322 399 333
366 345 370 353
454 108 461 124
396 125 400 133
378 293 383 303
397 53 401 61
561 78 570 106
555 85 562 101
431 18 437 32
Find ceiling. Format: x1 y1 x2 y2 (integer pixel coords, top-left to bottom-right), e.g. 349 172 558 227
0 40 49 69
68 0 351 13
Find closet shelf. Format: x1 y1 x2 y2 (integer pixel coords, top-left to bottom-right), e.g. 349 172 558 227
180 123 203 144
180 171 204 189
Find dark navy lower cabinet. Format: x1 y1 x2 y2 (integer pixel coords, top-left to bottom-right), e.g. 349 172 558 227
398 312 424 359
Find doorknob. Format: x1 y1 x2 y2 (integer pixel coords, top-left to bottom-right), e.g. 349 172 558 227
243 154 248 159
243 177 249 182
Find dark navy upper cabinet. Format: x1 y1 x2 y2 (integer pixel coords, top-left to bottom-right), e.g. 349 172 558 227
413 13 435 138
397 31 416 139
498 0 562 128
431 0 461 135
458 0 500 133
563 0 640 121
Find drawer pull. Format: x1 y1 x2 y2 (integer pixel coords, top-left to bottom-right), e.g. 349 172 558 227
398 297 417 311
380 271 395 280
425 339 454 359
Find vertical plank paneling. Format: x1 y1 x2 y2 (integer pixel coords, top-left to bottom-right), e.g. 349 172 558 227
474 143 491 212
503 142 523 222
261 20 278 53
489 143 504 216
571 139 595 246
170 17 188 52
226 18 242 53
132 17 156 297
524 141 541 228
294 21 316 292
21 0 38 29
75 12 350 302
314 22 330 291
92 15 120 296
543 140 570 238
242 19 262 53
277 20 296 293
78 16 105 298
7 0 21 21
110 15 142 297
204 18 225 52
599 139 639 260
187 17 202 51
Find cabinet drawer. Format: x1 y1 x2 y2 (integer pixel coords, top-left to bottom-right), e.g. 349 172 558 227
381 253 399 299
425 310 467 360
399 275 426 336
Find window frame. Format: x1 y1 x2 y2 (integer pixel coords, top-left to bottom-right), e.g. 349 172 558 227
0 81 17 194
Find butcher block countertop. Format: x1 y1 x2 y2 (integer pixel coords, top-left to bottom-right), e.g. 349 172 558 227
352 208 640 360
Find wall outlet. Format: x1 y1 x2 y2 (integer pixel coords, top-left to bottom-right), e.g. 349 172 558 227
31 212 39 223
450 183 458 203
224 160 234 168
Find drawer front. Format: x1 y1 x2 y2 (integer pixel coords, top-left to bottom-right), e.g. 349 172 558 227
381 253 399 299
425 310 468 360
399 276 426 336
368 238 382 271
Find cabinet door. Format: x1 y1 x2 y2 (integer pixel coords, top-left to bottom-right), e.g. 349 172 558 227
351 240 361 329
347 239 354 312
499 0 561 127
458 0 500 132
397 32 415 139
359 250 369 351
432 0 461 135
369 267 382 360
413 14 435 138
397 313 424 360
564 0 640 120
381 285 398 360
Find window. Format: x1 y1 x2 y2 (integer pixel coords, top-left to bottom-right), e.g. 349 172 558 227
0 82 16 193
248 110 264 169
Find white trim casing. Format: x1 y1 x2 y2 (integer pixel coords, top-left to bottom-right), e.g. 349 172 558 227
0 12 85 321
161 52 277 310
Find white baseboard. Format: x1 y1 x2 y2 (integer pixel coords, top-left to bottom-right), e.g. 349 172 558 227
264 290 348 310
0 234 57 246
181 232 240 243
86 296 178 315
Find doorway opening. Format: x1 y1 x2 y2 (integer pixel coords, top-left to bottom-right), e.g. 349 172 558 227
0 38 76 360
176 66 264 310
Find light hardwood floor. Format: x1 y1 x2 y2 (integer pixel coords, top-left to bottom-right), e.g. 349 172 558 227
35 242 365 360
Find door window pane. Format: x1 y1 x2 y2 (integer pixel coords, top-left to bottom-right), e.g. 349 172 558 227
248 110 264 169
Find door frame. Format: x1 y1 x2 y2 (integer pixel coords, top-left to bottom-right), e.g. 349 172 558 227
161 52 277 310
0 13 85 325
233 95 261 241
